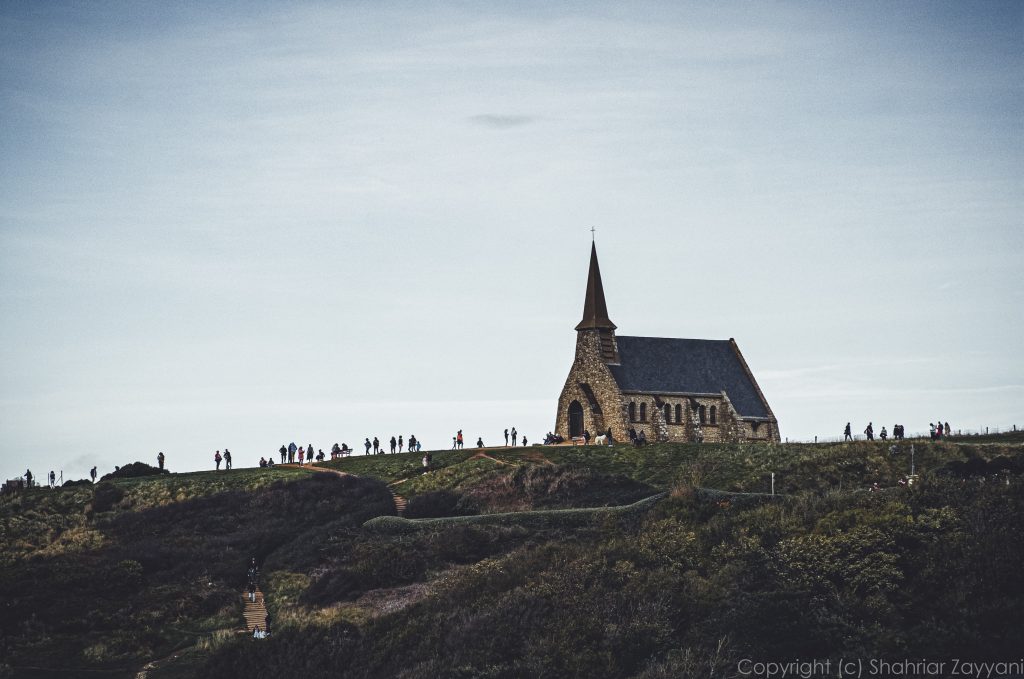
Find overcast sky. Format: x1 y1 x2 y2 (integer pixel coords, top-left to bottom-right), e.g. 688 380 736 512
1 1 1021 481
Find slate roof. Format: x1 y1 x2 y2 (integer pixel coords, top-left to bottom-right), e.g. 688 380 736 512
608 336 771 419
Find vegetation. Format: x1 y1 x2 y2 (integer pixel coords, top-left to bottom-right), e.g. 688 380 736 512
101 461 170 481
2 437 1022 678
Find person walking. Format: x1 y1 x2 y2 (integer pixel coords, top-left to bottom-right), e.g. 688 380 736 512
398 435 404 453
504 428 509 446
157 451 165 470
511 427 518 446
214 451 222 470
224 449 232 470
288 442 297 463
864 423 874 441
390 436 397 454
279 445 287 463
844 422 852 441
364 438 371 455
90 466 97 483
452 436 457 450
373 437 380 454
24 469 33 487
457 430 464 449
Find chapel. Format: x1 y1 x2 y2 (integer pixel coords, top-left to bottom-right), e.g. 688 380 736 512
555 243 780 444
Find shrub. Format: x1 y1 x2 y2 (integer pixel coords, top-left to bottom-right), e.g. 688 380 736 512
91 482 126 513
62 479 93 488
100 462 169 480
404 490 478 518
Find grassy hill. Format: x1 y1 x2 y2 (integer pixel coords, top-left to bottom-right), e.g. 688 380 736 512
1 437 1022 678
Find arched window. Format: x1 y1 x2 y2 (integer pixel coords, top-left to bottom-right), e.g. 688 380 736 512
663 404 671 422
629 401 636 422
710 405 717 425
675 403 682 424
698 405 706 424
639 403 647 422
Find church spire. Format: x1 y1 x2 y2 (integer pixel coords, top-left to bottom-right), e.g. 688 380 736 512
575 241 616 331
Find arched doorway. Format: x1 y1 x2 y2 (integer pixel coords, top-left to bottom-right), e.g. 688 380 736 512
568 400 584 438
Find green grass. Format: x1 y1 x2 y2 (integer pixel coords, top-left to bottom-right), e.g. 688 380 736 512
321 439 1011 499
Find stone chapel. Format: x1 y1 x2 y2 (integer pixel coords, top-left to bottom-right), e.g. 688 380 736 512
555 242 780 444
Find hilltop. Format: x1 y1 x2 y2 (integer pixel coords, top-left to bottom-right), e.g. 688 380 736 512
1 436 1022 678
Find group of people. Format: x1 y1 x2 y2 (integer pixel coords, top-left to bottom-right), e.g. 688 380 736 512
845 421 951 442
278 442 317 464
365 435 422 455
246 557 271 639
213 449 233 470
627 428 648 446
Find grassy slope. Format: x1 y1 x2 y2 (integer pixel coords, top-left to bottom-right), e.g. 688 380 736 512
0 466 393 679
323 438 991 499
3 439 1023 678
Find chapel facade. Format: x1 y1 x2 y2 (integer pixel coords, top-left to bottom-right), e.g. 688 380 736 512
555 243 780 444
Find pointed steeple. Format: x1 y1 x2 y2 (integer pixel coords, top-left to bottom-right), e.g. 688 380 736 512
575 241 616 331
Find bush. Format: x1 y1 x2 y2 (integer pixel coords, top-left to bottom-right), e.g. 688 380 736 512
404 490 479 518
92 482 126 513
62 479 93 488
100 462 169 480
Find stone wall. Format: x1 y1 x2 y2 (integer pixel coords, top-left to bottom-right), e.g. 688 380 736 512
618 393 779 444
555 330 629 441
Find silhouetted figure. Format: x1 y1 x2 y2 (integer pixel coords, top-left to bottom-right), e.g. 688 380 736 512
944 422 951 437
364 438 371 455
522 437 527 446
864 423 874 441
90 466 97 483
157 451 165 470
477 437 484 448
215 451 222 470
49 470 56 487
25 469 33 487
224 449 232 470
504 428 509 445
288 442 297 463
844 422 852 441
398 435 404 453
390 436 397 454
279 445 287 463
457 430 464 449
373 437 380 454
880 427 887 441
511 427 518 446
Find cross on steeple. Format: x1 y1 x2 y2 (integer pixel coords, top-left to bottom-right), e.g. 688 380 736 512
591 226 596 241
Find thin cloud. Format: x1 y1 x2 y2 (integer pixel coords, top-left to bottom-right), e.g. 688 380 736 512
468 114 538 129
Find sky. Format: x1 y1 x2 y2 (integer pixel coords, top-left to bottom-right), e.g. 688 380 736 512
1 1 1021 481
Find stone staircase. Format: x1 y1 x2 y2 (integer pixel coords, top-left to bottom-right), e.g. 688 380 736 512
243 588 268 633
391 491 407 515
